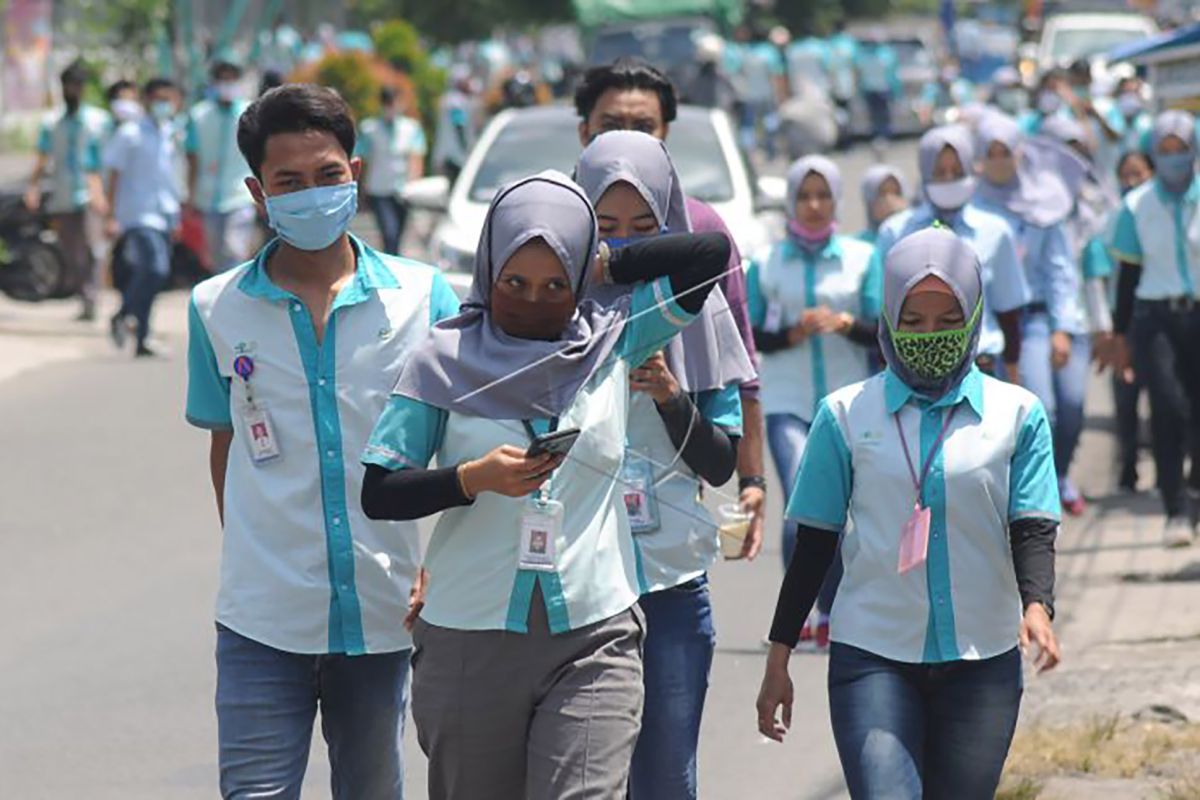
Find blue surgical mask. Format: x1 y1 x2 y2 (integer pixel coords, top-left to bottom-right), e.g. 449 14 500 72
265 181 358 251
150 101 174 123
1156 152 1196 192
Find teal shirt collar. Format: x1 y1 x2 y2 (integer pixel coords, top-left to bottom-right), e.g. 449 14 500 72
1152 175 1200 205
883 365 985 417
238 234 400 305
784 234 844 262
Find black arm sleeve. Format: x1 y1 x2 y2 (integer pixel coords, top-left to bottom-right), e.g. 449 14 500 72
654 390 739 486
607 232 731 314
844 317 878 347
1113 261 1142 335
1010 516 1057 618
998 309 1023 365
361 464 474 521
752 326 791 353
768 524 840 648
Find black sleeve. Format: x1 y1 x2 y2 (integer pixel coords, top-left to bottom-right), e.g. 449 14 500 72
1010 516 1057 618
997 309 1023 365
361 464 474 521
1113 261 1142 335
752 326 792 353
653 390 739 486
844 317 878 347
607 232 731 314
768 524 840 648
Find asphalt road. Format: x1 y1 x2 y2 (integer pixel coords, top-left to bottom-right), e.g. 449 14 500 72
0 140 918 799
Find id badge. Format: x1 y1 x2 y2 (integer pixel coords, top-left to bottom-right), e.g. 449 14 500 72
239 403 281 464
897 502 931 574
519 498 564 572
764 301 784 332
621 455 660 535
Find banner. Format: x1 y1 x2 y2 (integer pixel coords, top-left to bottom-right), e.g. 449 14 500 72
3 0 53 112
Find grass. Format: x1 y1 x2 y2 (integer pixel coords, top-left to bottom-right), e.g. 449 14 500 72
1158 777 1200 800
995 776 1044 800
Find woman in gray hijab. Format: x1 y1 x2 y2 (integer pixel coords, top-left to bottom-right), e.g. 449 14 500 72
359 170 730 800
875 124 1030 379
975 110 1092 517
857 163 908 244
758 226 1061 800
575 130 754 800
747 154 884 648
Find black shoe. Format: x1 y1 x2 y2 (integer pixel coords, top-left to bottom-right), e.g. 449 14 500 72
76 304 96 323
109 314 128 349
134 343 158 358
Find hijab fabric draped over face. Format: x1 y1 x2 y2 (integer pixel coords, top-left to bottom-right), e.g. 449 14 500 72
574 131 756 393
391 170 629 419
878 227 984 397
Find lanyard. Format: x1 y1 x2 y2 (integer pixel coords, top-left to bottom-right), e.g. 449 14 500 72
894 405 959 505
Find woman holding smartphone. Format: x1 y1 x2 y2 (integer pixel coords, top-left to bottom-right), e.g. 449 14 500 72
575 130 755 800
359 170 729 800
757 227 1061 800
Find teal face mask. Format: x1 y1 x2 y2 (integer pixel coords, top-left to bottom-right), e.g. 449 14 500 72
886 299 982 381
265 181 358 251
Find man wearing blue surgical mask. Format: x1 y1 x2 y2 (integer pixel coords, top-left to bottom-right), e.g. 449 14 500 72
185 84 461 799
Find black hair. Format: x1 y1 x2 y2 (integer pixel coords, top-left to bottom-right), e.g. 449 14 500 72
1117 148 1154 176
1068 58 1091 81
60 61 88 87
143 77 176 97
380 85 397 105
1036 68 1068 91
211 60 243 80
237 84 356 179
106 79 137 103
259 70 284 96
573 57 677 124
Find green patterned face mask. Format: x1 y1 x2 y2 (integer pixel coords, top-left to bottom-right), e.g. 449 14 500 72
886 300 982 381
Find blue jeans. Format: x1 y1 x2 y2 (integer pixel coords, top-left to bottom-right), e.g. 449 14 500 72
864 91 893 140
767 413 842 615
117 227 171 347
368 195 410 255
828 643 1022 800
1020 312 1091 480
629 576 714 800
215 624 410 800
739 98 780 159
1113 371 1143 486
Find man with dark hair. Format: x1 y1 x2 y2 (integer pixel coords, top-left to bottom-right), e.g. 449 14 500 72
104 77 182 357
186 59 257 272
186 83 460 799
24 61 110 321
106 79 141 126
357 85 427 254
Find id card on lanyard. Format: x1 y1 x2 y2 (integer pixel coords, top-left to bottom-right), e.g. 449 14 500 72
233 354 281 464
519 419 565 571
620 453 661 535
894 405 958 574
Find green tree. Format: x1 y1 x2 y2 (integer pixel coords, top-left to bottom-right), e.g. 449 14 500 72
372 20 445 159
349 0 572 45
316 51 382 120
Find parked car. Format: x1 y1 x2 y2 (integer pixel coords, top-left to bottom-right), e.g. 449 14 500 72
586 18 719 98
404 104 786 295
1030 13 1159 76
844 30 940 140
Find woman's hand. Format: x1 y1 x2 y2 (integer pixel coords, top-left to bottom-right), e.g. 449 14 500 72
459 446 563 498
1019 603 1061 674
756 644 795 742
1050 331 1072 370
631 352 681 406
404 567 429 632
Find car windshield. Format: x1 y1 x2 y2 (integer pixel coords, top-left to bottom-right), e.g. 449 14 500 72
468 112 735 204
591 25 699 69
1050 27 1146 61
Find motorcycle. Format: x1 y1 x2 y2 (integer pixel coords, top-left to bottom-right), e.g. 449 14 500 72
0 190 71 302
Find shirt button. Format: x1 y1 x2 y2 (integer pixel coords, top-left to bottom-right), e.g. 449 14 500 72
332 516 342 525
291 302 302 312
326 449 336 459
937 597 946 605
318 378 327 387
339 582 351 592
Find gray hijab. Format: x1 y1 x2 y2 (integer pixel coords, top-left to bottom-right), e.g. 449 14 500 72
974 111 1087 228
786 155 842 220
918 125 976 210
392 170 629 419
1152 109 1197 153
574 131 755 393
878 227 983 397
860 163 907 227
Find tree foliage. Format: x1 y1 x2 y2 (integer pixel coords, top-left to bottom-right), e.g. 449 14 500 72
315 51 383 120
348 0 573 45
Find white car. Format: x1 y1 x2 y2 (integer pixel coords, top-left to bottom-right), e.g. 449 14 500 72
1035 13 1159 74
404 104 785 295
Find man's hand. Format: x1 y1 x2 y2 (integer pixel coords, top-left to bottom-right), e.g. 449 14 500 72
630 352 681 405
104 216 121 240
735 486 765 560
756 644 794 742
1109 334 1135 384
23 185 41 213
404 567 429 631
1050 331 1072 370
1019 603 1061 674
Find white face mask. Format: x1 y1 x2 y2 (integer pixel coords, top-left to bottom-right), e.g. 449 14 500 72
925 177 976 213
1037 90 1063 115
1116 92 1143 118
215 81 241 103
111 98 142 122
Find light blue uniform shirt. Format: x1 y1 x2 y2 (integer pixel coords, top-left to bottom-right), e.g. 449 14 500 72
856 44 900 96
974 199 1084 334
876 204 1029 358
786 367 1059 663
185 99 254 214
362 277 699 633
36 105 109 214
186 234 461 655
826 32 860 101
104 117 183 232
1110 176 1200 300
747 235 882 420
357 116 428 198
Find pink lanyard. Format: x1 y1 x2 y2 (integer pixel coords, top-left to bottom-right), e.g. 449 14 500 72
893 405 960 507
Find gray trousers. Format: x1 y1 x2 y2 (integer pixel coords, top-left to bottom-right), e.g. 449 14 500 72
50 210 102 305
411 588 644 800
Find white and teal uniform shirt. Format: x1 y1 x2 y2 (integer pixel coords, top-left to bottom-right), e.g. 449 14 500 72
1110 177 1200 301
185 99 254 214
186 235 461 655
36 105 109 214
357 115 428 198
626 384 742 593
877 204 1029 358
786 367 1059 663
747 235 882 421
362 277 696 634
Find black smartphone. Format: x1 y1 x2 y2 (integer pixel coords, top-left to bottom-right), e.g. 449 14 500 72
526 427 582 458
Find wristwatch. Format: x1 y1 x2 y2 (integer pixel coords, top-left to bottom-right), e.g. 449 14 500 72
738 476 767 493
